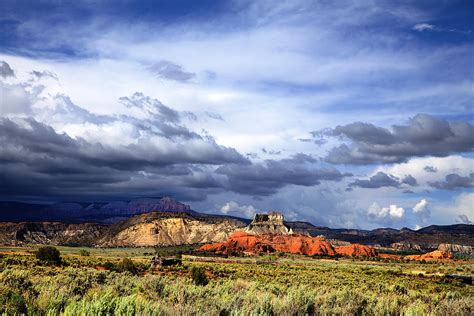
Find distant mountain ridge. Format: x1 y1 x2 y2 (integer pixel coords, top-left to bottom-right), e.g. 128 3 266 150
0 198 472 250
0 197 197 223
286 222 474 249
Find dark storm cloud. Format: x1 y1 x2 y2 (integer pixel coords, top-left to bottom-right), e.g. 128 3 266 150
0 117 247 170
348 172 418 190
148 60 196 82
0 117 238 202
216 154 351 196
0 73 254 202
349 172 400 189
316 114 474 164
0 61 15 78
401 175 418 186
0 117 351 201
332 122 395 145
429 173 474 190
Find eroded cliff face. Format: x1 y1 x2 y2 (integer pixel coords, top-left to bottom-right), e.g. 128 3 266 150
243 211 293 235
99 216 243 247
438 243 473 254
0 222 106 246
0 211 247 247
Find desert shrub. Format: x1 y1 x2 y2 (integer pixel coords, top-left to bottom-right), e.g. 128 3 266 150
254 294 274 315
190 266 208 286
0 287 27 315
118 258 137 274
393 283 408 295
403 300 428 315
103 261 116 271
0 269 33 292
107 273 140 296
1 249 473 315
79 249 90 256
140 276 166 299
36 246 62 266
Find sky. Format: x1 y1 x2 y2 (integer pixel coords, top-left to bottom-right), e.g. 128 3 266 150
0 0 473 229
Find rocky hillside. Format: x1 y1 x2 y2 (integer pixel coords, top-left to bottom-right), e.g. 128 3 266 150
98 212 246 247
287 223 474 251
0 200 472 251
0 222 107 246
0 211 246 247
437 243 473 254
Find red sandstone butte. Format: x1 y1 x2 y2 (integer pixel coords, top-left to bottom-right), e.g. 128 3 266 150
199 232 457 262
198 232 380 257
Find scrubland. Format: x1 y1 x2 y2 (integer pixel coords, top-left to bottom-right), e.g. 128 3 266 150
0 246 472 315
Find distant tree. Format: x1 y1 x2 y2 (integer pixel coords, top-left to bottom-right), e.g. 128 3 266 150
36 246 61 265
190 266 208 286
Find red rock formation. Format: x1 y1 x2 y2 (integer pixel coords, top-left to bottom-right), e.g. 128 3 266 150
378 253 403 260
199 232 336 256
405 250 454 261
334 244 378 257
199 232 457 262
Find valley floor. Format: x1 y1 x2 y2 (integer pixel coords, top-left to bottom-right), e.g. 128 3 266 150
0 246 473 315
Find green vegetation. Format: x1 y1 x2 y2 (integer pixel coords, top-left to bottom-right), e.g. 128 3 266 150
35 246 62 266
154 244 199 257
118 258 137 274
0 247 472 315
190 266 209 286
79 249 90 256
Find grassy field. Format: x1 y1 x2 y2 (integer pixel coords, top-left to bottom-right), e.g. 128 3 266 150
0 246 473 315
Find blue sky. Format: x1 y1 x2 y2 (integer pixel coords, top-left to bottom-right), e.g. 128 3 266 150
0 0 473 229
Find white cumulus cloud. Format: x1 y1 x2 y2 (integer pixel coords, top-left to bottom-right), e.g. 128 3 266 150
413 198 429 214
219 201 259 219
413 198 431 225
368 202 405 219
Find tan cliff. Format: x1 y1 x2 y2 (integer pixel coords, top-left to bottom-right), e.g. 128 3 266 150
98 212 246 247
438 243 473 254
243 211 294 235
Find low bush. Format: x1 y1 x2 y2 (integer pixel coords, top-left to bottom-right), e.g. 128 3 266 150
118 258 137 274
0 251 472 314
190 266 208 286
79 249 90 256
35 246 61 266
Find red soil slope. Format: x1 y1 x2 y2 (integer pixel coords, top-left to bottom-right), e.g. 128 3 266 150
199 232 377 257
335 244 378 257
405 250 454 261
